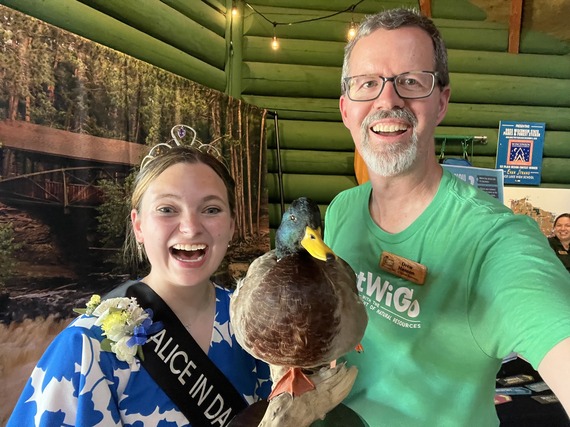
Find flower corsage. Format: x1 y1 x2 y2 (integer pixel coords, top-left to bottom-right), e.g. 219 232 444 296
75 295 163 364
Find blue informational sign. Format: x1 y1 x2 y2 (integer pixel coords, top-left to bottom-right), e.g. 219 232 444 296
495 121 545 185
442 164 504 203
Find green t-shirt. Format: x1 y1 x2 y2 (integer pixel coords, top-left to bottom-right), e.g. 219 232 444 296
324 169 570 427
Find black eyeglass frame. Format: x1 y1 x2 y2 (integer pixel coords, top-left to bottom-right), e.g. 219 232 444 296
342 70 442 102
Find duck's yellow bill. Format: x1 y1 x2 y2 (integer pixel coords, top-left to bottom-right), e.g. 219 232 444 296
301 226 337 262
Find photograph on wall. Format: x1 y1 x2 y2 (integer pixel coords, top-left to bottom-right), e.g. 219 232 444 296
503 186 570 237
495 121 545 186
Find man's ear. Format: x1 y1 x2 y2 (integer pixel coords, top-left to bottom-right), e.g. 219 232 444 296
436 86 451 126
339 95 350 129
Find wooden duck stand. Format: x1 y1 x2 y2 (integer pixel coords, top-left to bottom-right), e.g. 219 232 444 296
229 363 367 427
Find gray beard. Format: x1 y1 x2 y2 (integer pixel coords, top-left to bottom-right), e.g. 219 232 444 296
359 109 418 177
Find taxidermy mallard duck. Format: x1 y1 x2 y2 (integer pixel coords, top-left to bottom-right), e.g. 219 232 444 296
230 197 367 400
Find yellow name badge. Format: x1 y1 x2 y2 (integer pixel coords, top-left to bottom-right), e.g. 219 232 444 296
379 251 427 285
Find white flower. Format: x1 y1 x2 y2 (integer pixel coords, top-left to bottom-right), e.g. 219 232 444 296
92 297 137 317
112 336 139 364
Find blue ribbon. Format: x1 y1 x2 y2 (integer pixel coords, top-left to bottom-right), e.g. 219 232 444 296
126 309 164 348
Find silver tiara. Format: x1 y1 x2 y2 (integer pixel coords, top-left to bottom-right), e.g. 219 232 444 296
140 124 225 171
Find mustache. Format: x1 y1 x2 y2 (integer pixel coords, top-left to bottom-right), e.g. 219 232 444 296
361 108 418 131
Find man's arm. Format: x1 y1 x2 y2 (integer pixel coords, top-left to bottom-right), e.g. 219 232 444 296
538 336 570 417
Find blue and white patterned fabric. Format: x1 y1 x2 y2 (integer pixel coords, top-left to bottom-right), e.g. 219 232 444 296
8 284 271 426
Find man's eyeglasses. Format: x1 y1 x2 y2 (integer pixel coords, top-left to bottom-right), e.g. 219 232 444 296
343 71 440 101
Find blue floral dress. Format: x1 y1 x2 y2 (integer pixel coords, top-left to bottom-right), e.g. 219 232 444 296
8 284 272 426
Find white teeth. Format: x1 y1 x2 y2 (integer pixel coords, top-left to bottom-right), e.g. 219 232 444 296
172 243 206 251
372 123 408 133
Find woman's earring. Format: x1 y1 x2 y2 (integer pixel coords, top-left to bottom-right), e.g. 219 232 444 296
137 242 144 260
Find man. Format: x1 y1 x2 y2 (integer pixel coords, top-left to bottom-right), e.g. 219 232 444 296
324 8 570 426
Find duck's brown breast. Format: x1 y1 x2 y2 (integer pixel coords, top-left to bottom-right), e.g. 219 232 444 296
242 252 341 367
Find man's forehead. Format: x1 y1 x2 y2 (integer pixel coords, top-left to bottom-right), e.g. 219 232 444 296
348 27 435 72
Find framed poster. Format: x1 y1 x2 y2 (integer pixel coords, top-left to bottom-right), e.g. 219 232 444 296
495 121 545 185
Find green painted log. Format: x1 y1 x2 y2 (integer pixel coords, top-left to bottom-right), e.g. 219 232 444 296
243 36 345 67
432 0 487 20
540 132 570 158
267 173 357 204
0 0 226 92
77 0 226 69
533 158 570 184
443 104 570 131
242 62 339 98
243 95 342 120
266 120 353 150
449 74 570 107
519 30 570 55
448 50 570 79
242 62 570 107
160 0 227 36
244 38 570 79
267 149 354 174
245 96 570 131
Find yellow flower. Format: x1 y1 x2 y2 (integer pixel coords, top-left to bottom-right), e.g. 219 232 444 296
76 294 163 365
101 310 130 342
85 294 101 315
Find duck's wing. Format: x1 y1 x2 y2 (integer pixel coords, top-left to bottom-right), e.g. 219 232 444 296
233 250 277 298
230 250 278 358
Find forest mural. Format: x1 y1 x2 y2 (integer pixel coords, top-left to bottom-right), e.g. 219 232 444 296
0 7 269 421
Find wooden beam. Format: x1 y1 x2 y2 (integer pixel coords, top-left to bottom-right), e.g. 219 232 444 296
508 0 524 54
0 120 145 166
419 0 432 18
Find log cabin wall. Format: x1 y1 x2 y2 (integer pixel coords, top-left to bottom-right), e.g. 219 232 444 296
1 0 569 235
236 0 570 233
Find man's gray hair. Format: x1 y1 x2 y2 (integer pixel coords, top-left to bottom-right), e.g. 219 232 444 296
341 8 449 93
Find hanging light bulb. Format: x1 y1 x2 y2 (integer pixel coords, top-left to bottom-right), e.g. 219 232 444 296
347 20 357 40
231 1 238 17
271 23 279 50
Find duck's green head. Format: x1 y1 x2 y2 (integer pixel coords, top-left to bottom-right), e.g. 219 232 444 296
275 197 336 262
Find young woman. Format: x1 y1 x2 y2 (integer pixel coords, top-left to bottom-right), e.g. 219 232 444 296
549 213 570 273
8 136 271 426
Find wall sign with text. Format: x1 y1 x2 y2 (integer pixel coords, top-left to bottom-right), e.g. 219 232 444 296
442 164 504 203
495 121 545 185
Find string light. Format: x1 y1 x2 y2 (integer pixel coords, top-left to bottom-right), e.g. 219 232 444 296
271 24 279 50
243 1 364 50
347 19 357 40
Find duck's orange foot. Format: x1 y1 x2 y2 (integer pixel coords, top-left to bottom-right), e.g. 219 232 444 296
355 343 364 353
268 367 316 400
